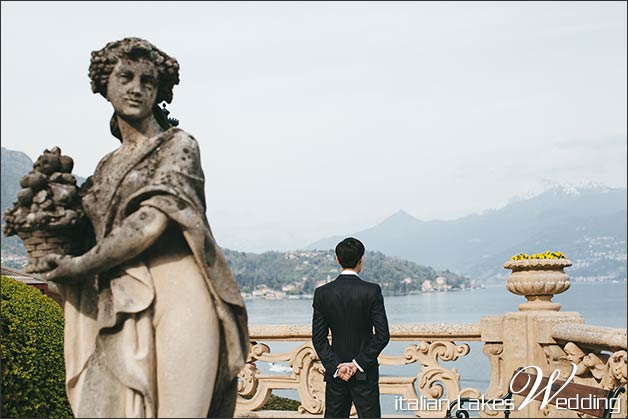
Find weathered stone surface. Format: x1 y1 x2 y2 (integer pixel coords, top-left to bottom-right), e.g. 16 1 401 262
3 145 86 274
552 323 627 350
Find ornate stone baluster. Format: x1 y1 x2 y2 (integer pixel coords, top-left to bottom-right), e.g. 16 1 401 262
289 343 325 414
480 343 505 418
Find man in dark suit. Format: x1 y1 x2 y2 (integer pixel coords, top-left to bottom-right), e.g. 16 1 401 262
312 237 390 418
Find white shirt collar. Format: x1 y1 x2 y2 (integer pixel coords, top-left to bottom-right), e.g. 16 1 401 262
341 269 359 276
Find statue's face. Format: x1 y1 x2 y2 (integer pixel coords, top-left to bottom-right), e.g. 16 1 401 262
107 58 159 121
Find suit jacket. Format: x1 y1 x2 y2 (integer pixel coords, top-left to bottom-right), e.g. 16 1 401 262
312 274 390 382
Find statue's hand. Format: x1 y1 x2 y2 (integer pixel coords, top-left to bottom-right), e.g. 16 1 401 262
41 254 85 284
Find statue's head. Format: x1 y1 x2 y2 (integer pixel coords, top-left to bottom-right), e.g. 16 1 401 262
88 38 180 139
89 37 179 104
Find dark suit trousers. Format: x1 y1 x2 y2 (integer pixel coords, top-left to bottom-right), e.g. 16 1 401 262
324 376 381 418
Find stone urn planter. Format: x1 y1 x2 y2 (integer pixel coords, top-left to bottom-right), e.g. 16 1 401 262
503 258 572 311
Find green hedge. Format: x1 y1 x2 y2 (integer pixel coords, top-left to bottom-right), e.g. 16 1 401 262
0 276 73 418
262 394 300 411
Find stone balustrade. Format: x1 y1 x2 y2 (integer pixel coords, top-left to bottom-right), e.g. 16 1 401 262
235 260 627 418
552 324 627 351
544 324 628 418
237 323 484 418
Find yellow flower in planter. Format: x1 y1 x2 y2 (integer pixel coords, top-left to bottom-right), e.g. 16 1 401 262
510 251 566 260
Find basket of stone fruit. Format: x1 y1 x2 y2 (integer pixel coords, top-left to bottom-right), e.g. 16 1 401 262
3 147 86 273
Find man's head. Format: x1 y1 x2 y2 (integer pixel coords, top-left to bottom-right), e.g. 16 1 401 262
335 237 365 272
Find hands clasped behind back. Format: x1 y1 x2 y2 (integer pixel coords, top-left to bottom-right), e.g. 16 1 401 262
336 362 358 382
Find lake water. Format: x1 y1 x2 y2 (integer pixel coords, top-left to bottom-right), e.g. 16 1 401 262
244 281 627 416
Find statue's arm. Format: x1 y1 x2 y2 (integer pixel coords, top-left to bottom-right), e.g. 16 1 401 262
42 206 169 284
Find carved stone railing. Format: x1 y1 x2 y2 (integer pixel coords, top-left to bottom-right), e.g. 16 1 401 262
235 321 627 418
542 324 628 418
236 323 492 417
236 323 485 418
236 259 627 418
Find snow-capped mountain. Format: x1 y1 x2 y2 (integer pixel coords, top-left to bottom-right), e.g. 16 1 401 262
308 184 627 282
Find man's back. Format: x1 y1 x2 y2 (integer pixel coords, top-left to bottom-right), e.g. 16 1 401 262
314 275 384 366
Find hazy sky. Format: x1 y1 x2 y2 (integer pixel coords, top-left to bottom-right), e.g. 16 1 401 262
2 1 626 252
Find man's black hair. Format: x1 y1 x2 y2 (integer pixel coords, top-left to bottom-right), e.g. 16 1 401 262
335 237 365 269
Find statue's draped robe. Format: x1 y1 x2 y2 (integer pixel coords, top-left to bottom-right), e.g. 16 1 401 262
57 128 248 417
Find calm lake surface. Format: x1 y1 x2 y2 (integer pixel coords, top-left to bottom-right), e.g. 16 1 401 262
244 282 627 416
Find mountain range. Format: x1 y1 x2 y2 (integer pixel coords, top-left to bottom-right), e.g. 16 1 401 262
308 184 627 281
0 147 469 294
2 146 626 283
1 147 34 215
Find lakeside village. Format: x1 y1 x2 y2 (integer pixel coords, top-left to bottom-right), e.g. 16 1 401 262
241 274 480 301
234 249 482 301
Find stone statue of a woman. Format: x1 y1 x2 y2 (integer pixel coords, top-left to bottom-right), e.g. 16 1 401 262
42 37 249 418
